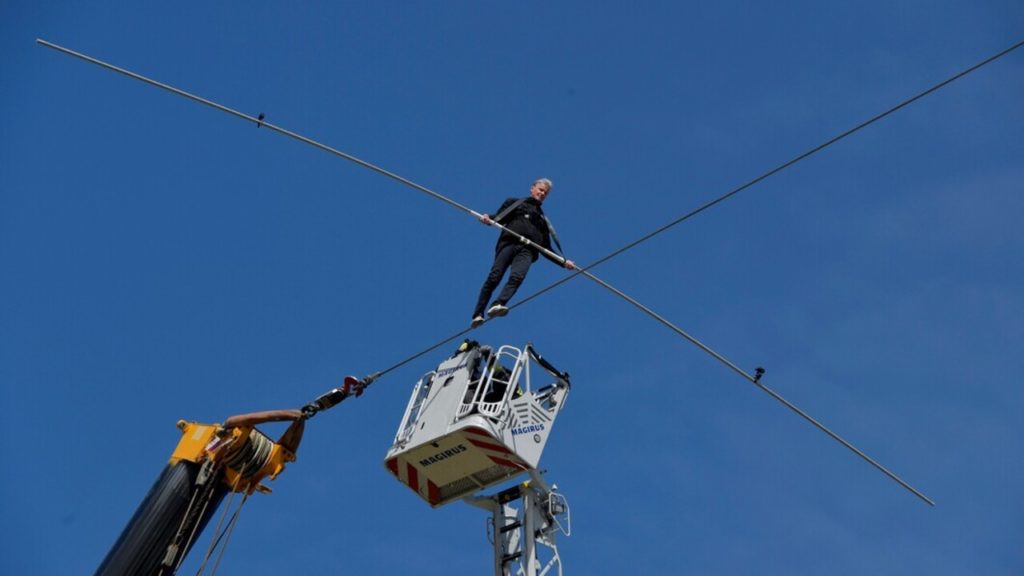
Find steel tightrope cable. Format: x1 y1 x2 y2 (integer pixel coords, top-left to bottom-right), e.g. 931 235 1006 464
580 37 1024 270
376 39 1024 372
39 37 1023 506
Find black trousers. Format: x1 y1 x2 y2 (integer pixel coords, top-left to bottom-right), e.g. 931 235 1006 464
473 243 535 317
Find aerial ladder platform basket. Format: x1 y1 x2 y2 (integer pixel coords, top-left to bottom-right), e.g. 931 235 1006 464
384 341 571 507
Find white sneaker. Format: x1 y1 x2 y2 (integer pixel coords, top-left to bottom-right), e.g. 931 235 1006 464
471 315 485 328
487 303 509 317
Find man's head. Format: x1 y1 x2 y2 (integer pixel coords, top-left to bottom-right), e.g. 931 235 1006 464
530 178 553 202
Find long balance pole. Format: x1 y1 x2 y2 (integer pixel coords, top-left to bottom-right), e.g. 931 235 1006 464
37 38 934 506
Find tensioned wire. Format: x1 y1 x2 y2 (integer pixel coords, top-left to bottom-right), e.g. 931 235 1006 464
372 37 1024 381
38 38 1023 506
346 39 1022 508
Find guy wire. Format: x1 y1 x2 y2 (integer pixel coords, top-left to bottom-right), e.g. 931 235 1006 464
37 38 1023 506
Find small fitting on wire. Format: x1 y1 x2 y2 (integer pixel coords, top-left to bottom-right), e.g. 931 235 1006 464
356 372 381 394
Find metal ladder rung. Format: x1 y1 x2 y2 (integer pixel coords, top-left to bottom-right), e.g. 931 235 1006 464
499 520 522 533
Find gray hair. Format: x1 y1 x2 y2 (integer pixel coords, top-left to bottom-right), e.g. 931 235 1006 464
534 178 553 191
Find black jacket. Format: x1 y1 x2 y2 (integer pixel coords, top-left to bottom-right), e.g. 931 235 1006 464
493 197 562 264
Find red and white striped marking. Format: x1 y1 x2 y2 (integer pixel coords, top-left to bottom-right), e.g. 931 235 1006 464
463 427 528 471
386 456 441 505
385 427 529 506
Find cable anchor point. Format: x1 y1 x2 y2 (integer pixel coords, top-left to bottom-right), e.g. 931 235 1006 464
299 373 380 419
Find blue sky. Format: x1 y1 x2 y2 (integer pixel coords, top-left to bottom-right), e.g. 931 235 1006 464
2 2 1022 574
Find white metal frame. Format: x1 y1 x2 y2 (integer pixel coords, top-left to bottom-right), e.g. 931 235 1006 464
467 469 570 576
393 370 435 448
456 345 525 420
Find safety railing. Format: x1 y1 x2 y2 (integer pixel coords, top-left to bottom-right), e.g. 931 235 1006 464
394 370 435 446
456 345 524 421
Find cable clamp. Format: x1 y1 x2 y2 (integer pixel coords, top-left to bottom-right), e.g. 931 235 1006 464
300 373 380 418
